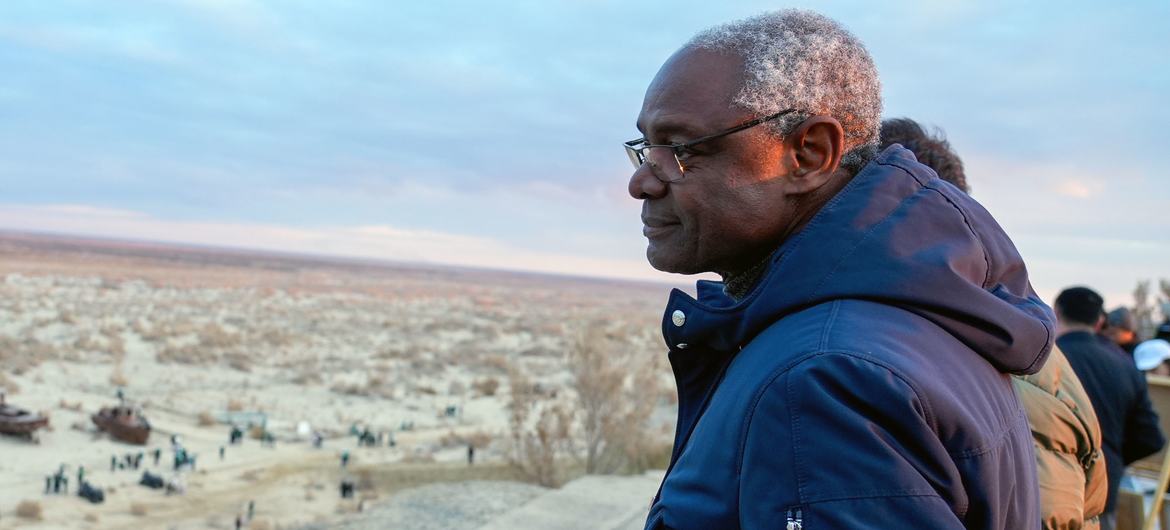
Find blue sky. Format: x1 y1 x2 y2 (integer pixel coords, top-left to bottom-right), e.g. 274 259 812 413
0 0 1167 306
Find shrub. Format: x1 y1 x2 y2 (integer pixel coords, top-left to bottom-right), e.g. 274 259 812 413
130 502 147 516
507 368 574 487
568 321 666 475
472 377 499 397
15 500 42 520
109 366 128 387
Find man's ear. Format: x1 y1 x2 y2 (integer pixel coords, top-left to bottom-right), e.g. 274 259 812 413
781 116 845 193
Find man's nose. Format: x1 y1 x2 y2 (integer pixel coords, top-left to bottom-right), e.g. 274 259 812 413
628 162 668 200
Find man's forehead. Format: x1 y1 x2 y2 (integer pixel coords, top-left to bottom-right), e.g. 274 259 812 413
637 47 745 134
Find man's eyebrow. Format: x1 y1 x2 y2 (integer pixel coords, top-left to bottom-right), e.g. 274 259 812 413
636 118 704 139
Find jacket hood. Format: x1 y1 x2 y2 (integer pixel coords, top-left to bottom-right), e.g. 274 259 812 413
662 145 1054 375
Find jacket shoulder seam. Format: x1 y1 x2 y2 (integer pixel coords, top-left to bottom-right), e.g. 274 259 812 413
881 158 992 288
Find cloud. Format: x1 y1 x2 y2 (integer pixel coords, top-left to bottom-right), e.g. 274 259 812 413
0 204 676 284
1053 179 1103 199
0 25 182 65
24 204 148 219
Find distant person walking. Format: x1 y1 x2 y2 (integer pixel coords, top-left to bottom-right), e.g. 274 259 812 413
467 444 474 465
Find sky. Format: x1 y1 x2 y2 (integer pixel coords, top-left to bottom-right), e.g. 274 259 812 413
0 0 1167 308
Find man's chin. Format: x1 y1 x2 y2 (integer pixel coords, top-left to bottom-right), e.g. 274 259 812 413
646 246 702 275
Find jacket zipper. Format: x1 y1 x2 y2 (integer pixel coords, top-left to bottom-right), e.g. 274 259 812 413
786 508 803 529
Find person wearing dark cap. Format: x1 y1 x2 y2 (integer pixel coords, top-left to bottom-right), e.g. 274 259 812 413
1056 286 1164 528
1103 307 1141 356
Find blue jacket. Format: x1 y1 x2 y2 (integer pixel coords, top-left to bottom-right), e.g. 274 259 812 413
646 146 1053 530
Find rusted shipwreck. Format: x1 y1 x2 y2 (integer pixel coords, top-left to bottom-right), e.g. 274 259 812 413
92 404 151 445
0 394 50 439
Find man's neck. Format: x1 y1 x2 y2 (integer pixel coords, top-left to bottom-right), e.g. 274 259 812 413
719 168 857 302
720 255 772 301
1058 323 1098 336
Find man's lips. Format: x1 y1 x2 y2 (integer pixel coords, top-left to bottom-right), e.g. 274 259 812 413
642 218 680 238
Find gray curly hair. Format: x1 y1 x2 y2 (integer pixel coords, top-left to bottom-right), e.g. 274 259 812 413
686 10 883 174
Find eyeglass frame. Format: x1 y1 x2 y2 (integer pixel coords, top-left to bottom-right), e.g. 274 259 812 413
623 108 798 182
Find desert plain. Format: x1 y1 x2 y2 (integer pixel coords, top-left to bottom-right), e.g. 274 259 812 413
0 232 677 529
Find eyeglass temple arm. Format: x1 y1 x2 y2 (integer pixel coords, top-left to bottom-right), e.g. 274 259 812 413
676 108 797 149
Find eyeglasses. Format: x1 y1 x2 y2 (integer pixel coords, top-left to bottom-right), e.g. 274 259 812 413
623 108 797 182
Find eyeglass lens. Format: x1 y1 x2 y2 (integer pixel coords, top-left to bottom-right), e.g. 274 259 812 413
630 146 683 182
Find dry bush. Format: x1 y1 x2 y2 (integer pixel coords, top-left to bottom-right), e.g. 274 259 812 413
439 429 493 449
130 319 156 340
130 502 148 516
249 519 273 530
240 469 262 482
330 376 395 399
226 399 245 411
4 336 60 373
482 354 511 373
472 377 500 397
84 513 99 523
223 352 252 372
109 366 128 387
59 310 76 325
58 399 82 411
413 385 437 396
331 381 364 396
292 370 323 386
568 321 667 475
15 500 42 520
248 426 265 440
73 332 103 352
401 448 436 464
507 368 574 487
356 469 375 491
197 411 216 426
199 322 240 349
447 380 466 396
156 344 217 365
106 334 126 357
0 372 19 394
260 328 295 347
366 373 395 399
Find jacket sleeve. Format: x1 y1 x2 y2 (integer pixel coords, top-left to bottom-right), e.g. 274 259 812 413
1122 371 1165 465
738 352 966 529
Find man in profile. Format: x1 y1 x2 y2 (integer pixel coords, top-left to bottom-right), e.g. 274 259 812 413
626 10 1052 529
881 117 1107 530
1054 286 1164 529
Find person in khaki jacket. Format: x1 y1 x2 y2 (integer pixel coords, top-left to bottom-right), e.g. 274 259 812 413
1014 346 1107 529
882 118 1107 529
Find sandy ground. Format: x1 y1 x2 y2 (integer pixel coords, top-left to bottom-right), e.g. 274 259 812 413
0 233 675 529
